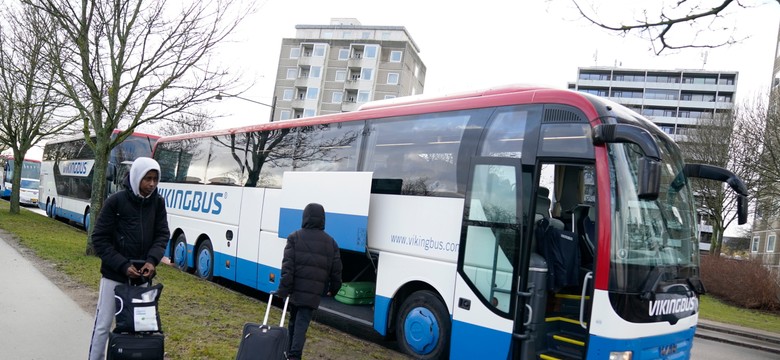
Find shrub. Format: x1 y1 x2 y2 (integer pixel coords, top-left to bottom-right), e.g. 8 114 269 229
700 255 780 311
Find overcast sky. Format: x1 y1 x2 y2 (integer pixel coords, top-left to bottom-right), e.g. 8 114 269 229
205 0 780 130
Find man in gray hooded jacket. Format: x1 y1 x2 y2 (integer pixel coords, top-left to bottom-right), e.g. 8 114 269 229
277 203 342 360
87 157 170 360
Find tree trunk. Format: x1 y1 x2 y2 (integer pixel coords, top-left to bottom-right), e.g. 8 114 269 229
8 150 22 215
85 134 111 256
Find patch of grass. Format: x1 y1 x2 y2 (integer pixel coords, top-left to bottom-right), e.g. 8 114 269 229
0 203 408 360
699 295 780 334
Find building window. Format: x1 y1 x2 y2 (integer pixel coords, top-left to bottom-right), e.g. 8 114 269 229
752 236 760 252
286 68 297 79
310 66 321 78
364 45 378 59
313 44 326 57
362 31 371 39
280 110 291 120
361 68 373 81
381 32 391 40
332 92 343 103
387 73 399 85
306 88 319 100
338 49 350 60
335 70 347 82
579 72 610 81
303 109 316 117
384 95 396 100
322 31 333 39
289 48 300 59
645 89 678 100
768 235 776 252
357 90 370 103
282 89 294 101
342 31 351 39
390 51 402 62
579 88 608 97
414 64 420 77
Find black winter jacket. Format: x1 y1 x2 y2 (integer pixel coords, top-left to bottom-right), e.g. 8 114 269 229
92 176 170 284
277 203 343 308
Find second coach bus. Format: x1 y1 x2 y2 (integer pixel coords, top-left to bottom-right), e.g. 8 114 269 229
39 130 160 228
0 155 41 203
153 85 747 359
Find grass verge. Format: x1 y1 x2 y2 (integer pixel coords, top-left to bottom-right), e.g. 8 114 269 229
699 295 780 333
0 203 407 360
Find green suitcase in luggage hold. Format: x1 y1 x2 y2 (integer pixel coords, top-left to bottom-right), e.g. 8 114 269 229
335 282 375 305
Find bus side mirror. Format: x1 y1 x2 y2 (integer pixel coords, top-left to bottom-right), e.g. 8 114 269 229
106 164 116 182
738 195 748 225
593 124 662 200
638 158 661 200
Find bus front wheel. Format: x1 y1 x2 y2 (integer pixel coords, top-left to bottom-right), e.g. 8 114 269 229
172 234 189 271
395 290 451 360
195 239 213 281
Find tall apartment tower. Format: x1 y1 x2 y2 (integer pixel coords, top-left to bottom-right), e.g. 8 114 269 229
750 24 780 275
270 18 426 121
567 67 738 141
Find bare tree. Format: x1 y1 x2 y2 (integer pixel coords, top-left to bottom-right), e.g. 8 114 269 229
0 4 76 214
571 0 779 54
25 0 252 253
680 104 761 256
743 90 780 221
154 110 215 137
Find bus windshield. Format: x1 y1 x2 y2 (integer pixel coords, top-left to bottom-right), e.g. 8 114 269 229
608 135 698 293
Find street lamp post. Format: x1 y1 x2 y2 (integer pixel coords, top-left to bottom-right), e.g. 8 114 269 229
215 93 277 122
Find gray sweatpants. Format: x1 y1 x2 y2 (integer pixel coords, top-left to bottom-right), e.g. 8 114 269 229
87 277 121 360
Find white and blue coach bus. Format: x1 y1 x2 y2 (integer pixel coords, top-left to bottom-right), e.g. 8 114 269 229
39 130 160 228
153 85 748 359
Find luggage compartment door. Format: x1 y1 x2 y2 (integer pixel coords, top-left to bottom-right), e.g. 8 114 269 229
278 171 372 252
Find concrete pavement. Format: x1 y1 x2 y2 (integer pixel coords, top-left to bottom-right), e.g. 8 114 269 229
0 235 94 359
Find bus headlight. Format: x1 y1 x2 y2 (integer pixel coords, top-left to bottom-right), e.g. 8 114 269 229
609 351 632 360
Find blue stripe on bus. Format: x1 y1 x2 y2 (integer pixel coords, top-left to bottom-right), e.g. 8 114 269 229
278 208 368 253
374 295 391 336
449 320 512 359
586 326 695 359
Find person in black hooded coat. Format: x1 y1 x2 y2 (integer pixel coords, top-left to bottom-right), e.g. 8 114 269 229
87 157 170 360
277 203 342 360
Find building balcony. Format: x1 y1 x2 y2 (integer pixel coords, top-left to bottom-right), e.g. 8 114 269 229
643 98 680 107
295 76 320 88
341 100 360 112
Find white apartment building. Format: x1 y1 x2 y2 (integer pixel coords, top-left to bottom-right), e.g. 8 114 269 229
271 18 426 121
567 67 738 142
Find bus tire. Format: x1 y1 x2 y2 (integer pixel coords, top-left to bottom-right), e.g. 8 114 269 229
395 290 451 360
195 239 213 281
48 200 56 219
172 234 189 271
83 208 91 231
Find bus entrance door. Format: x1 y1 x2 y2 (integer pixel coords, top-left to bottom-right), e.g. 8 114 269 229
451 159 523 359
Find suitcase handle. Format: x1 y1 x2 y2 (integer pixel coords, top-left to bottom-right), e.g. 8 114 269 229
263 292 290 327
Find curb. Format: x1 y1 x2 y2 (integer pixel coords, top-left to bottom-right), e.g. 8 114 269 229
696 322 780 355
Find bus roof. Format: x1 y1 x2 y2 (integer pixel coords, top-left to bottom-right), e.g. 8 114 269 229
0 154 41 163
157 85 606 144
44 129 161 145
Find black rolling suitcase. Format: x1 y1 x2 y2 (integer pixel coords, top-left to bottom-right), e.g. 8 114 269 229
107 331 165 360
235 292 290 360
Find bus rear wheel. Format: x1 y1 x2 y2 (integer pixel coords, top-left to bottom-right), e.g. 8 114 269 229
47 200 55 218
396 290 451 360
172 234 189 271
195 239 213 281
